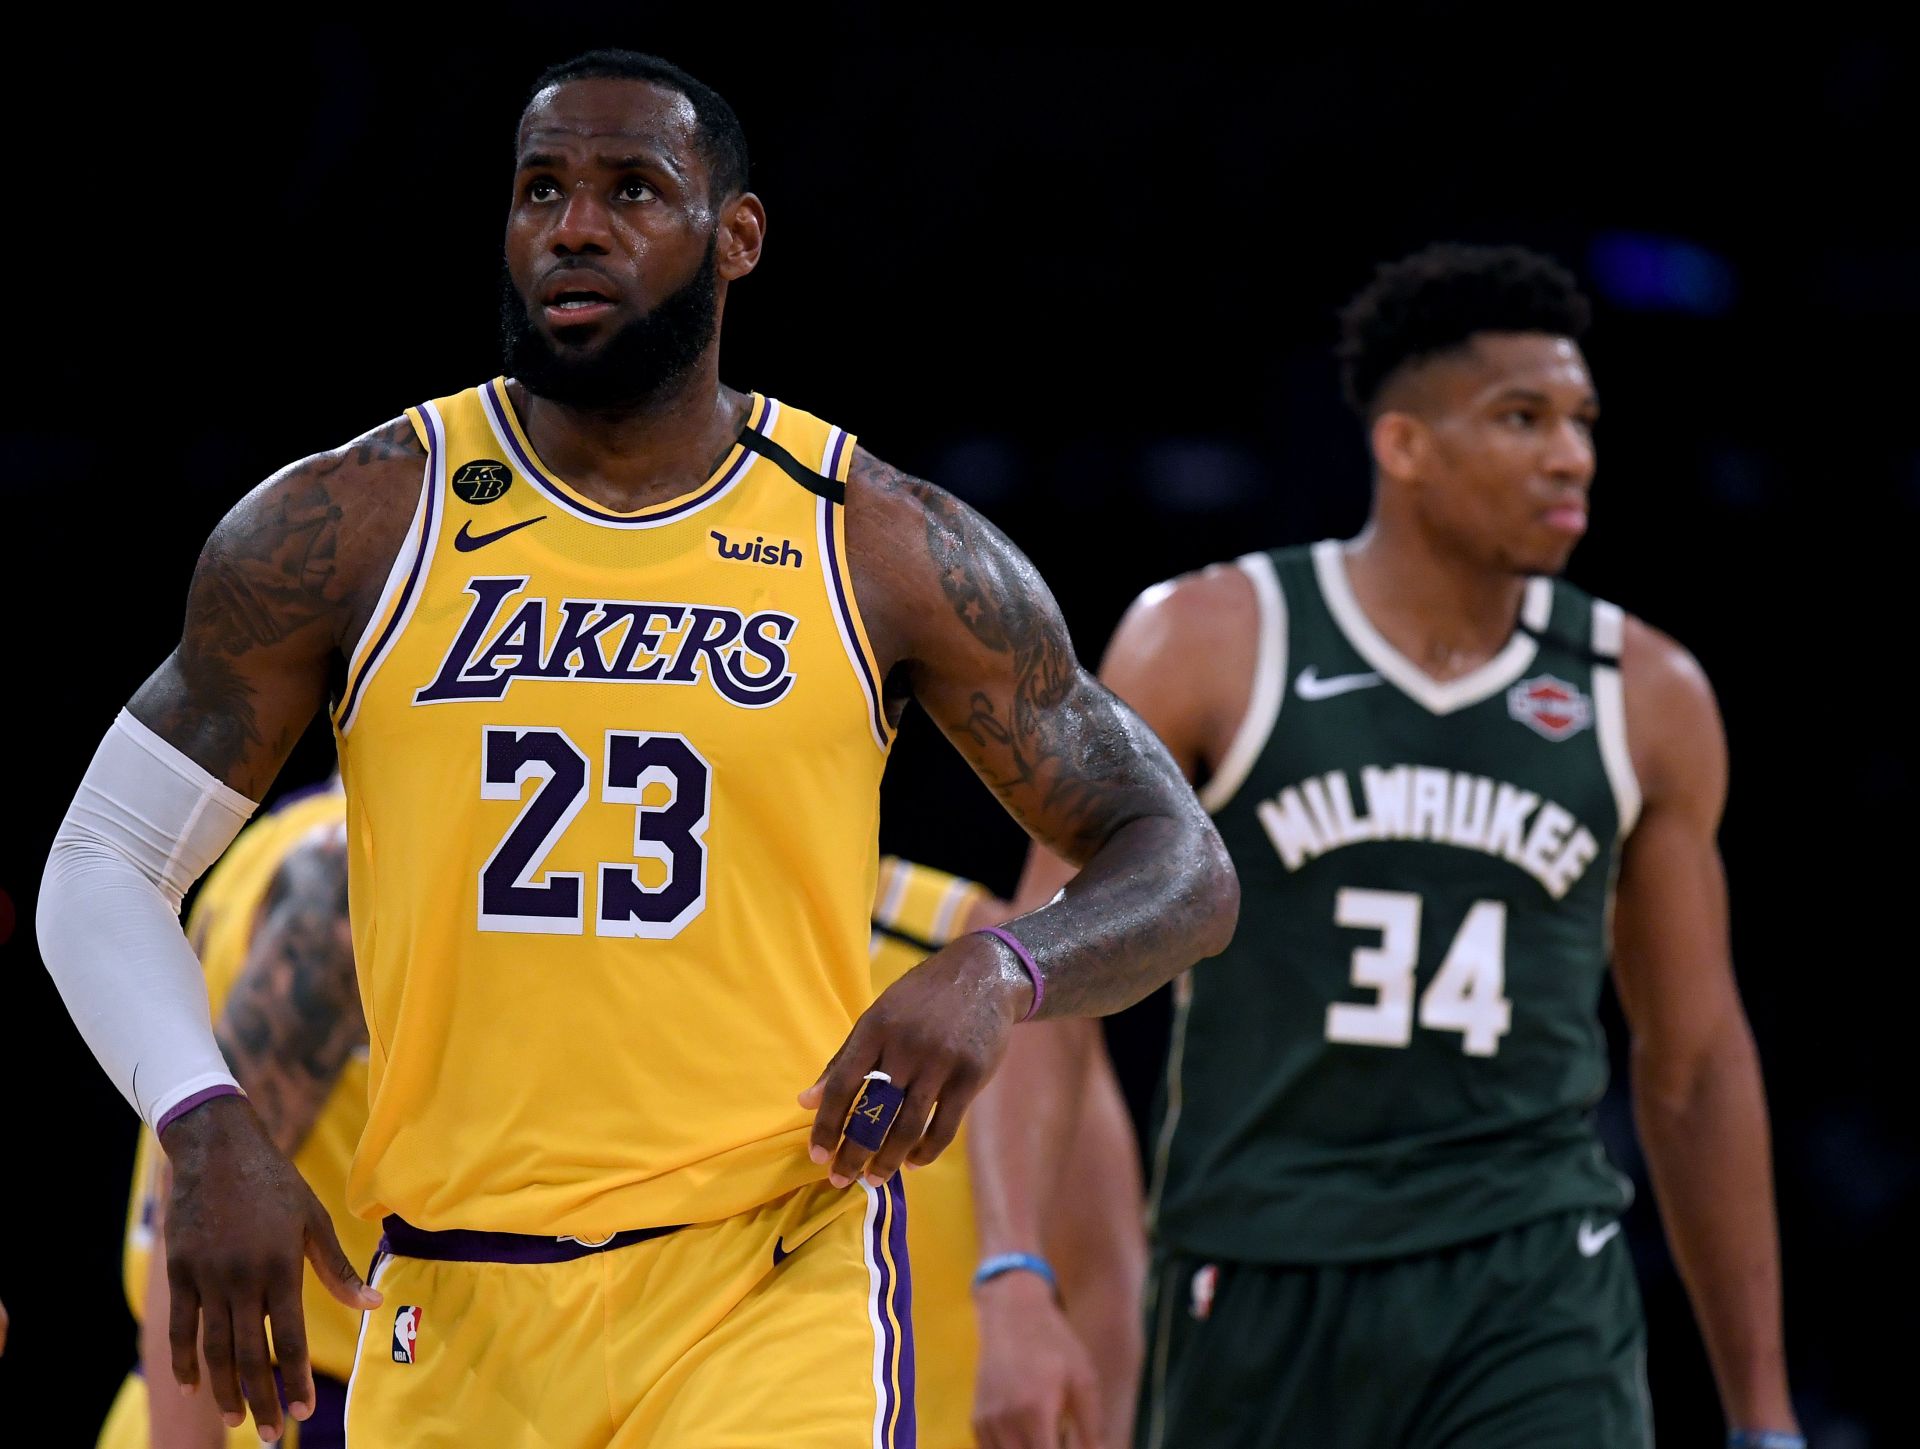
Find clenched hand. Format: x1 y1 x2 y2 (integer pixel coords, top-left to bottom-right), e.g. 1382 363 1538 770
801 932 1033 1187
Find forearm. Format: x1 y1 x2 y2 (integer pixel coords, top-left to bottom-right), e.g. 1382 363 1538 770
140 1174 227 1449
1005 811 1236 1019
1049 1046 1147 1449
1633 1022 1795 1429
969 1018 1099 1254
38 714 254 1127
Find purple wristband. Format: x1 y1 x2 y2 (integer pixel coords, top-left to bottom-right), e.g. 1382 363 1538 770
155 1084 243 1138
975 926 1044 1021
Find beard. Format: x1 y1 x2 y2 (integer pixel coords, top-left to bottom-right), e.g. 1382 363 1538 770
501 233 719 410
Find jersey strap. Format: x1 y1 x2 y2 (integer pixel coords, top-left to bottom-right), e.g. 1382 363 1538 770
738 427 846 503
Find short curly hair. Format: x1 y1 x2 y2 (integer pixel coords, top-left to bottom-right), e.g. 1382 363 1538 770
523 50 749 204
1337 244 1590 417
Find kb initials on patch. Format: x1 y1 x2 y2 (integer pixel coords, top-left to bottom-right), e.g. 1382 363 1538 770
392 1305 422 1364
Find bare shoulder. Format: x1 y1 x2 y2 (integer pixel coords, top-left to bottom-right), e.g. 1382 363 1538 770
1618 612 1726 816
192 417 427 650
841 443 1055 678
1100 562 1259 782
130 417 428 793
209 418 426 605
1109 562 1257 674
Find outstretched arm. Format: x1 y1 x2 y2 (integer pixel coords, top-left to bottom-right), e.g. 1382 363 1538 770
802 455 1238 1194
1612 618 1796 1439
39 421 419 1440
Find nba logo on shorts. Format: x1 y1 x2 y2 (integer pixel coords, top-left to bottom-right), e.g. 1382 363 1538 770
1189 1264 1218 1321
392 1305 422 1364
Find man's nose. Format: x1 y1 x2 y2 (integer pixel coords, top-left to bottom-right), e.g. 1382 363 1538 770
1544 418 1595 479
550 186 613 254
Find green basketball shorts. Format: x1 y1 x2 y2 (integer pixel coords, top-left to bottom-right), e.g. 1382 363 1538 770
1137 1209 1651 1449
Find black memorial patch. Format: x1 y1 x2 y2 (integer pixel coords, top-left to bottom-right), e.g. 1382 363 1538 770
451 460 514 504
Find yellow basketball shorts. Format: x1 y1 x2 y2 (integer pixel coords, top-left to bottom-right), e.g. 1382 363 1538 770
343 1177 914 1447
96 1367 348 1448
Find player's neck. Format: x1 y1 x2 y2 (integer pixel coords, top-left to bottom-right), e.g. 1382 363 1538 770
1342 522 1529 683
510 361 749 513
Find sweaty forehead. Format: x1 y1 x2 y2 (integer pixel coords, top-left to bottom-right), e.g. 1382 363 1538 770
1411 333 1593 410
517 78 701 165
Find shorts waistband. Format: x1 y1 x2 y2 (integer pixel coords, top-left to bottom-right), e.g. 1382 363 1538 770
379 1215 686 1265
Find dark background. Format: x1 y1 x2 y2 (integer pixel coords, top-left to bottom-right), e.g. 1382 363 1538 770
1 15 1909 1445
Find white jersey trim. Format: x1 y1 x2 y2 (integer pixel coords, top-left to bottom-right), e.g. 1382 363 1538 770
477 381 768 530
342 1252 395 1447
815 442 891 752
930 874 976 943
860 1181 887 1449
1591 599 1642 835
1197 553 1286 814
337 404 446 734
1312 540 1546 717
1144 969 1194 1234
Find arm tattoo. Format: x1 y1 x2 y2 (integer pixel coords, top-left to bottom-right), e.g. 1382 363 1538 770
852 450 1237 1016
861 453 1140 859
214 834 365 1156
142 422 425 782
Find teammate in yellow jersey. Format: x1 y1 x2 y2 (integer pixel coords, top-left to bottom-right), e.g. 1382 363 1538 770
40 47 1236 1447
96 782 367 1449
871 858 1144 1449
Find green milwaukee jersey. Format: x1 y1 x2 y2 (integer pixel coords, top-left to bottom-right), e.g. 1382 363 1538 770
1149 540 1637 1263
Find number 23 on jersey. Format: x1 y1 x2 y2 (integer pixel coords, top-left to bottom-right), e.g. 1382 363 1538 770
480 725 712 939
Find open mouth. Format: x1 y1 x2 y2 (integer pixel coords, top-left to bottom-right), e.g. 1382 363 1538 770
539 273 620 322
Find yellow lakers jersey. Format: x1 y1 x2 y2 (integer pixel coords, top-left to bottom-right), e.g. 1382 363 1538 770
119 785 377 1382
332 380 893 1237
871 856 992 1449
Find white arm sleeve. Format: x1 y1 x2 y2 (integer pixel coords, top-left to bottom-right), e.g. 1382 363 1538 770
38 711 258 1132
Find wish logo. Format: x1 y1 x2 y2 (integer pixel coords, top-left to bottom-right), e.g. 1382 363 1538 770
711 530 803 568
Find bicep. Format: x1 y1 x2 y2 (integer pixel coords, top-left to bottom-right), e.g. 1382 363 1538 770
126 422 422 800
1611 624 1742 1060
1611 805 1741 1056
1004 583 1228 912
128 501 340 799
876 477 1192 866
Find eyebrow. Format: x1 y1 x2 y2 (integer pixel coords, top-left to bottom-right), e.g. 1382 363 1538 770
1488 386 1601 411
601 151 687 182
515 136 689 183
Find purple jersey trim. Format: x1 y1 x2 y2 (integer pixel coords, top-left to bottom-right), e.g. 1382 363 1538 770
155 1084 242 1137
821 494 891 744
484 380 763 526
298 1371 349 1449
338 409 440 727
976 925 1045 1020
874 1175 915 1447
378 1215 684 1265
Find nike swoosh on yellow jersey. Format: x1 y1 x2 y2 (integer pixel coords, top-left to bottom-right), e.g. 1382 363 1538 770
454 516 547 552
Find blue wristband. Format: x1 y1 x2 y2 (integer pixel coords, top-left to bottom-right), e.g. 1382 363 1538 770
973 1252 1058 1294
1728 1432 1805 1449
